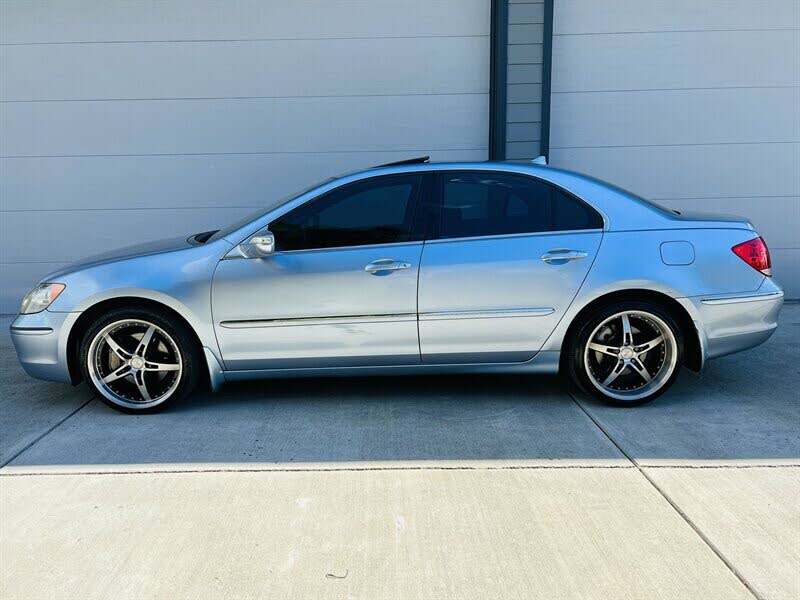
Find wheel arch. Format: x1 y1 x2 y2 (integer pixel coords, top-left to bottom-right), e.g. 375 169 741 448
559 289 703 373
66 296 211 387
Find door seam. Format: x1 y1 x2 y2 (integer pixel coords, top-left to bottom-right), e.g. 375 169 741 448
416 240 426 360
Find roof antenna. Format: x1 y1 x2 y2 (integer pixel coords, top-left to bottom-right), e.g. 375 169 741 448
531 155 547 166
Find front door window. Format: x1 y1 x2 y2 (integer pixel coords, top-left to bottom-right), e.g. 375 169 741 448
270 174 423 251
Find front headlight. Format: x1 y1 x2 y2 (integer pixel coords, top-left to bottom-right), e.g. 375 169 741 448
20 283 66 314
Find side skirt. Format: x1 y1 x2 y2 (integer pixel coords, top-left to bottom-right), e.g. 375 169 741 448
220 350 561 384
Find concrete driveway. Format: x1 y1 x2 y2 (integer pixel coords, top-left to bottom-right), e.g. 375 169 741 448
1 305 798 599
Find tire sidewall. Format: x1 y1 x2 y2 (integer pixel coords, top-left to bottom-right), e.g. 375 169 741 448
567 300 684 407
79 306 200 413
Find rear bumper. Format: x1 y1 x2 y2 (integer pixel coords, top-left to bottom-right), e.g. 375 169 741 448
10 310 79 383
682 281 784 363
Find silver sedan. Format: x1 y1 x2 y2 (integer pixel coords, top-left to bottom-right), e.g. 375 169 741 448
11 159 784 413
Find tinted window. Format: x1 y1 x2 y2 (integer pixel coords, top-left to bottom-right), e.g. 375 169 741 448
208 177 335 243
271 174 421 251
438 172 602 239
555 190 604 230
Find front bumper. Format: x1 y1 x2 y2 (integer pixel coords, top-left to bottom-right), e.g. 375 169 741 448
682 279 784 363
10 310 80 383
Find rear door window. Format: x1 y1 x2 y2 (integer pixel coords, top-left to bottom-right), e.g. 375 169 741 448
436 172 603 240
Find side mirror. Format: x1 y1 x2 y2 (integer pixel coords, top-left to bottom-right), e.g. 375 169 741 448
239 230 275 258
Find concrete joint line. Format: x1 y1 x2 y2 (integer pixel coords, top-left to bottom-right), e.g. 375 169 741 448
0 396 94 469
1 464 638 477
645 463 800 470
4 463 793 478
568 391 764 600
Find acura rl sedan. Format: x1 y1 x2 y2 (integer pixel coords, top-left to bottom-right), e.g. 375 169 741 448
11 158 783 413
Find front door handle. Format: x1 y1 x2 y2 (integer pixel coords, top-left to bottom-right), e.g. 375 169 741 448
541 249 588 264
364 258 412 274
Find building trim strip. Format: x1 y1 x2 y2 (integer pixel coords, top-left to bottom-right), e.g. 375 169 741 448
490 0 554 161
540 0 555 160
489 0 508 160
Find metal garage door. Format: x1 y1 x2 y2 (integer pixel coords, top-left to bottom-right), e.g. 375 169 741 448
0 0 491 312
547 0 800 297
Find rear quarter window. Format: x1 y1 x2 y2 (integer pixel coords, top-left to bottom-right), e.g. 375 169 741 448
555 190 604 230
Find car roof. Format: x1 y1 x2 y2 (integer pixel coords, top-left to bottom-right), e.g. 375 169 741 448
343 160 676 230
221 160 680 245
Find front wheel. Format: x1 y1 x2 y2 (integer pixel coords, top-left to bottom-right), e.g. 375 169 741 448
79 307 201 413
566 301 683 406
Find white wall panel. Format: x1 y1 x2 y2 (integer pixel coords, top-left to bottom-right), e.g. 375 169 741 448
550 1 800 295
0 1 490 312
553 0 800 34
550 144 800 200
0 0 489 43
1 95 488 157
2 37 487 101
553 30 799 92
1 207 254 263
0 150 487 212
551 88 799 148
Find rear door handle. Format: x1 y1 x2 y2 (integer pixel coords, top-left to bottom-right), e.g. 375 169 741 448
541 249 588 264
364 258 412 274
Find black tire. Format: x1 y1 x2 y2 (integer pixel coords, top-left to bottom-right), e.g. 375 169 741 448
79 306 201 414
565 300 684 407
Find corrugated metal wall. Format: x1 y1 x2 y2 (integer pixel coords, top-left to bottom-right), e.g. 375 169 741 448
0 0 491 313
505 0 544 159
548 0 800 296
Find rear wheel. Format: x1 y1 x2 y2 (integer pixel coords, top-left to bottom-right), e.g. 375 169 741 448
79 307 200 413
567 301 683 406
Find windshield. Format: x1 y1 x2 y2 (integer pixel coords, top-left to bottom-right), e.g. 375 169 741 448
207 177 336 243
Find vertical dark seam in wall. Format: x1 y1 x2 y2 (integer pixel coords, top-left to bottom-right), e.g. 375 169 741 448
540 0 555 160
489 0 509 160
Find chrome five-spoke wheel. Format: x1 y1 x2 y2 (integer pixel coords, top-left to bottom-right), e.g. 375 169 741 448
583 309 679 403
87 319 183 410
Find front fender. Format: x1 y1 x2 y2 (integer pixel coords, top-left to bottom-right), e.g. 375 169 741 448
47 240 229 362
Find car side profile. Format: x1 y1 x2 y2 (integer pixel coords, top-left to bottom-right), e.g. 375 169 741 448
11 158 783 413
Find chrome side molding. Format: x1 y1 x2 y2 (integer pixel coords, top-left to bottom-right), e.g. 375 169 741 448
220 308 556 329
701 291 784 306
220 313 417 329
419 308 555 321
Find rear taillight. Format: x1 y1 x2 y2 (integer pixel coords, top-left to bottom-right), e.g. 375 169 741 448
732 237 772 276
